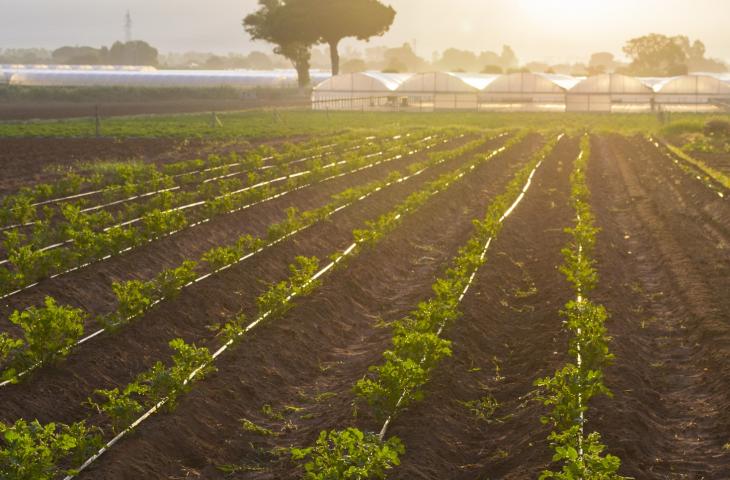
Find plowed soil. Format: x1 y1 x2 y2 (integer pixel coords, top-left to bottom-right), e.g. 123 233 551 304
0 135 313 196
1 130 729 480
69 135 543 479
0 134 512 422
588 135 730 479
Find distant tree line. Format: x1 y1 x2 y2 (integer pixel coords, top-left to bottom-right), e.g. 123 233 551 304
1 31 726 80
0 42 159 66
49 41 159 66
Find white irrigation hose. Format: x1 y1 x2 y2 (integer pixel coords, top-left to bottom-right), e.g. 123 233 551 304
1 135 392 234
61 134 507 479
574 150 586 458
1 134 480 386
648 137 725 199
377 133 562 441
0 142 436 300
0 136 437 303
0 135 433 266
26 138 345 208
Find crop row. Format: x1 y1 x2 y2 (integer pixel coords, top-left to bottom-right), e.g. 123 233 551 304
0 132 362 228
0 132 441 298
533 135 626 479
0 131 397 257
0 130 520 480
0 131 393 243
648 137 728 197
291 134 561 478
0 132 491 386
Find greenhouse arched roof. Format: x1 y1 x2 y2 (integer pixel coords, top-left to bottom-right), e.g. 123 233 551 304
482 72 582 93
397 72 484 93
569 73 654 94
655 74 730 94
313 71 411 92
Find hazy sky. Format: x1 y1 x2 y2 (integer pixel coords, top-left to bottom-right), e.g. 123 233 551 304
2 0 729 64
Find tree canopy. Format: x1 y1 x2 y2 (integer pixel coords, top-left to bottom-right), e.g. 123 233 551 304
298 0 396 75
623 33 726 76
243 0 318 87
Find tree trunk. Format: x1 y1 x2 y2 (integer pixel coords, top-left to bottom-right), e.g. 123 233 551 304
294 58 311 88
329 39 340 76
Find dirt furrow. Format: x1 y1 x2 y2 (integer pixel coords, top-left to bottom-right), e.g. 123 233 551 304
383 136 579 480
587 134 730 479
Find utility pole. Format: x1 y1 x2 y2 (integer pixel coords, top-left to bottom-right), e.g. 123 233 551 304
124 10 133 43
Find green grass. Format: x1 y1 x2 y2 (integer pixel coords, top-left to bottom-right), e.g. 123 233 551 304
1 109 729 139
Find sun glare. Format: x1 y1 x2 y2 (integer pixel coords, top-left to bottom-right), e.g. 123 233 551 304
517 0 609 23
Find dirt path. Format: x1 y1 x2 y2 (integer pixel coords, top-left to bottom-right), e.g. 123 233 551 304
73 137 546 479
588 134 730 479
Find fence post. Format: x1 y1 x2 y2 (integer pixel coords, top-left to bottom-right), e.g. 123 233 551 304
94 105 101 138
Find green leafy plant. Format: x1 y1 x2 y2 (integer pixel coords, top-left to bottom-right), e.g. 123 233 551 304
256 256 320 318
0 419 101 480
154 260 197 299
87 383 148 434
137 338 216 409
535 135 625 479
8 296 86 367
104 279 155 328
291 428 404 480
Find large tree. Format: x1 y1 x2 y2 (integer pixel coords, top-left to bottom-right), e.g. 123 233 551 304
243 0 317 87
623 33 729 75
623 34 689 76
298 0 396 75
109 41 158 66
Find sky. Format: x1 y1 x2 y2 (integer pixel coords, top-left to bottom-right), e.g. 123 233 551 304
2 0 729 64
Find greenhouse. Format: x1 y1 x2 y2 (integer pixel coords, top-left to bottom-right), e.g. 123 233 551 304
311 72 411 110
566 74 655 112
2 65 730 112
480 72 582 111
396 72 497 111
4 67 330 89
654 74 730 110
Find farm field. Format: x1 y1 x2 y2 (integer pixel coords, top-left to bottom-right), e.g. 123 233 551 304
0 112 729 480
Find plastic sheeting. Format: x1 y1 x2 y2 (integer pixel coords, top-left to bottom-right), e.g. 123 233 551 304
4 67 330 88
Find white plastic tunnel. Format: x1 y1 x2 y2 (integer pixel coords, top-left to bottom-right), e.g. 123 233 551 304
567 73 655 112
396 72 493 111
311 71 411 110
479 72 581 111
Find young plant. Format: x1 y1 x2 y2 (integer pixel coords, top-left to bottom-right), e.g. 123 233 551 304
104 279 155 329
9 296 86 367
255 256 320 319
87 383 149 434
291 428 404 480
154 260 197 299
0 419 101 480
137 338 216 410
